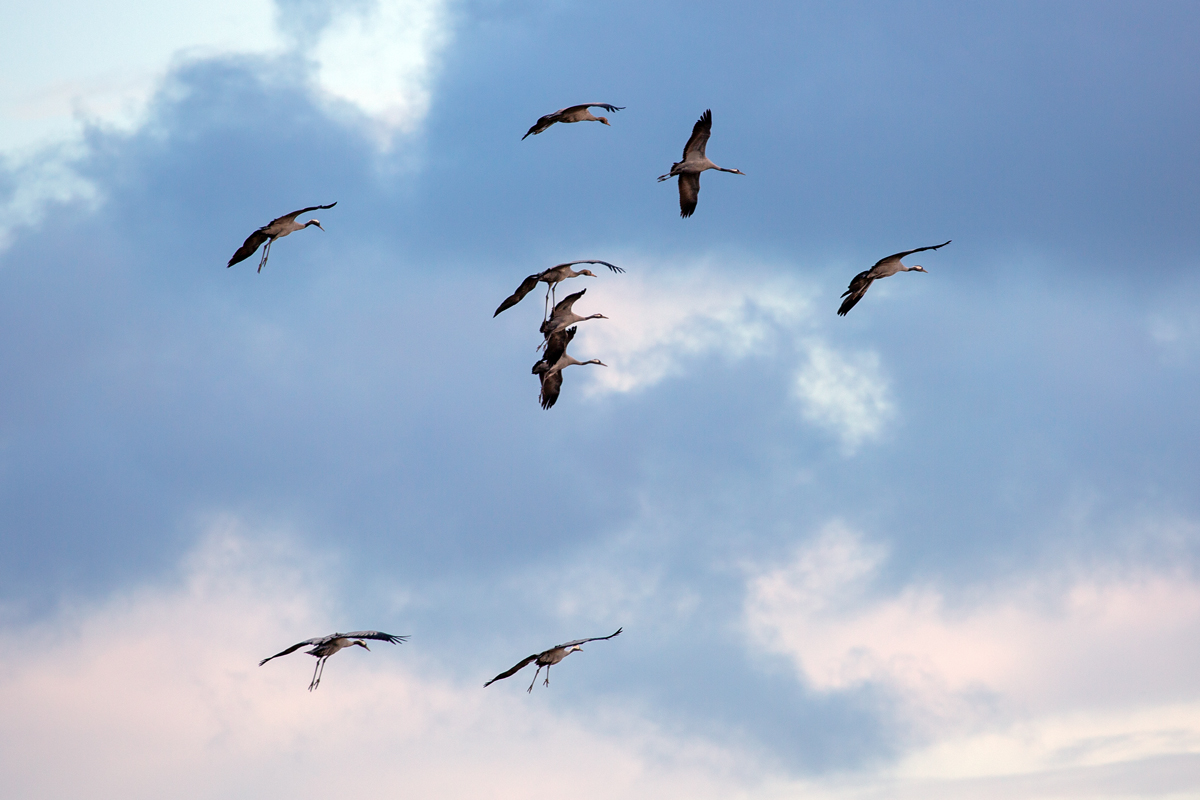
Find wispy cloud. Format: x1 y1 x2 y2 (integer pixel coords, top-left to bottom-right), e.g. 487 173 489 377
572 261 894 449
0 521 758 800
744 523 1200 780
793 342 894 453
0 0 455 247
312 0 453 143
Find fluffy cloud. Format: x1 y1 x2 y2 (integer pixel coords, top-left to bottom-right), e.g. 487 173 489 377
571 261 893 449
792 343 893 452
0 520 759 800
5 520 1197 800
0 0 454 245
744 523 1200 781
312 0 452 142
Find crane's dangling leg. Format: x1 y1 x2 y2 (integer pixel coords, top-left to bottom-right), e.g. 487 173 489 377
258 239 273 273
315 657 328 690
527 665 543 693
543 665 551 687
308 657 323 691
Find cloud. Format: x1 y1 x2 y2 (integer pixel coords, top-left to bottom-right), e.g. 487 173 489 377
569 263 811 394
570 261 893 448
744 523 1200 781
4 521 1197 800
312 0 453 142
792 342 894 452
0 519 760 800
0 0 454 247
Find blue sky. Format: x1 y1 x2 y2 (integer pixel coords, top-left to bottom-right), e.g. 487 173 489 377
2 1 1200 798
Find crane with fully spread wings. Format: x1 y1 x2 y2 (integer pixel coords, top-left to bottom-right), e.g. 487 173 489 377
522 104 625 139
484 628 622 692
657 109 744 218
227 202 337 272
259 630 408 691
838 241 951 316
494 260 624 319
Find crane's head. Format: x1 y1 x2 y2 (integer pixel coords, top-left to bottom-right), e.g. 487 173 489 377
597 116 611 126
353 640 371 651
578 269 597 278
305 219 326 231
569 645 584 653
908 264 928 273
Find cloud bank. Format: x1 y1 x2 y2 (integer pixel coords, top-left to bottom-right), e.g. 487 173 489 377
0 0 455 246
745 523 1200 782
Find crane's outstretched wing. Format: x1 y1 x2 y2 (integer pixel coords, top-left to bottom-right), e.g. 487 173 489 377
554 260 625 274
228 229 270 267
485 654 539 686
334 631 409 645
579 103 625 114
494 274 540 316
682 109 712 160
551 289 585 315
678 172 701 218
272 202 338 226
837 270 874 316
259 637 324 666
540 289 589 338
556 628 623 649
873 240 951 267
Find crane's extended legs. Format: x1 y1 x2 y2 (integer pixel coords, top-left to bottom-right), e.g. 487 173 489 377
309 656 327 691
543 665 551 687
258 239 273 273
527 665 543 693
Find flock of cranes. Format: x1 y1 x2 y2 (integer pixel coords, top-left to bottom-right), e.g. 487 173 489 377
232 101 950 690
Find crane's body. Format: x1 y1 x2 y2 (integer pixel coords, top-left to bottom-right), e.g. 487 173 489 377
523 104 625 139
838 240 950 316
227 202 337 272
494 260 624 319
484 628 622 692
533 335 606 409
259 629 408 691
657 110 744 218
540 288 608 338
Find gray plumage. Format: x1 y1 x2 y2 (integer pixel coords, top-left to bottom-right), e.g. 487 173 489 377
533 343 606 410
657 110 744 218
838 240 951 316
258 630 408 691
540 288 608 339
227 202 337 272
484 628 622 691
533 326 578 375
522 104 625 139
494 260 624 318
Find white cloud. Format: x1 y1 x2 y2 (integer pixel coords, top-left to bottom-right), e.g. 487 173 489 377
0 519 756 800
793 342 894 452
744 523 1200 781
3 520 1197 799
312 0 452 143
570 261 894 449
0 0 454 246
571 263 811 394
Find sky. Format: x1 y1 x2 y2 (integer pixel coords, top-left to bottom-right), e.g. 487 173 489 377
1 1 1199 798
